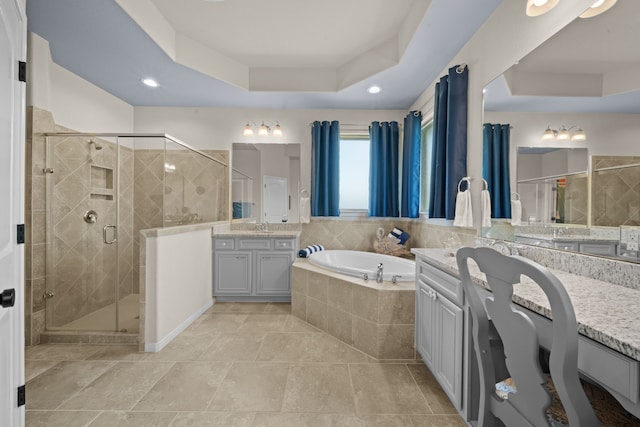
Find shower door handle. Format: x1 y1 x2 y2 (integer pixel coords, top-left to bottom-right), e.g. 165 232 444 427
103 225 117 244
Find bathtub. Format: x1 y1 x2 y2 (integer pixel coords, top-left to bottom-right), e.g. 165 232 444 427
308 250 415 282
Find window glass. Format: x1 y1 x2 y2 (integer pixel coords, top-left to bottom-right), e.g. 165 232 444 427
420 121 434 213
339 137 370 210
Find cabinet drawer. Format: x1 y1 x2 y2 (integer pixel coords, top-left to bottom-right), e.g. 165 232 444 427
417 260 463 305
239 239 271 250
215 238 235 250
274 239 295 250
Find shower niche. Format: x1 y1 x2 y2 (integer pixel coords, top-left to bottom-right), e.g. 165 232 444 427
90 165 114 200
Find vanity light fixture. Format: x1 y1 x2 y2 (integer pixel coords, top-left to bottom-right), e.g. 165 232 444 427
526 0 560 17
579 0 617 18
242 121 283 138
541 125 587 142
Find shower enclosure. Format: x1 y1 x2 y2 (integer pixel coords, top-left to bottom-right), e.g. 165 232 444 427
42 133 228 335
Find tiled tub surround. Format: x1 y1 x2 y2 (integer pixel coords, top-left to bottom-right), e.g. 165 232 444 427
413 248 640 362
292 260 416 360
592 156 640 227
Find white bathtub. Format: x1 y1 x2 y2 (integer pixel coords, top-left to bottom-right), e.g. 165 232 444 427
308 250 415 282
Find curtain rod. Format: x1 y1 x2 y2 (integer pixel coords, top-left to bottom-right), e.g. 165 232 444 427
308 122 404 128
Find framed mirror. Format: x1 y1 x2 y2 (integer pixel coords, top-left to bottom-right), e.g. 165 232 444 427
232 143 301 223
482 0 640 262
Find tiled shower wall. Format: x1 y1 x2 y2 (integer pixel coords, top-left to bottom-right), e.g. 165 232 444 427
592 156 640 227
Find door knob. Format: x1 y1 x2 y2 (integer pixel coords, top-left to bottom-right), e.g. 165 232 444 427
1 288 15 308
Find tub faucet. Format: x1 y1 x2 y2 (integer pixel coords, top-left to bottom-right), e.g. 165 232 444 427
376 263 384 283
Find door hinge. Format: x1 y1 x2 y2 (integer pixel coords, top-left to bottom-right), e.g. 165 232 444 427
16 224 25 244
17 385 25 407
18 61 26 83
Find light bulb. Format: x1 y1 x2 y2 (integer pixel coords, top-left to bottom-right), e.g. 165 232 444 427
243 123 254 136
273 123 283 137
557 126 570 141
542 127 556 140
142 78 159 88
571 129 587 142
258 122 269 136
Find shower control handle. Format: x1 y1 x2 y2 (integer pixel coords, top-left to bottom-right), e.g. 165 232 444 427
103 225 117 244
84 210 98 224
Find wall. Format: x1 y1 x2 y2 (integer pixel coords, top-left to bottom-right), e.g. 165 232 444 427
410 0 595 229
141 226 214 351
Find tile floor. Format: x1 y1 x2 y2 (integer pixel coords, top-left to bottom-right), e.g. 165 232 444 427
25 302 466 427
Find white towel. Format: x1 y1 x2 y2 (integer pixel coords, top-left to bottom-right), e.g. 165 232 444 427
481 190 491 228
300 196 310 224
511 200 522 226
453 190 473 227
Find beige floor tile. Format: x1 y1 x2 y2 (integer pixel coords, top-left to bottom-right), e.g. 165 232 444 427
145 335 214 362
406 363 458 414
311 334 368 363
349 364 430 414
283 315 321 333
223 302 270 313
26 361 115 409
25 343 103 361
358 414 414 426
26 410 100 427
170 411 256 426
60 361 173 410
88 411 177 426
282 363 355 414
188 313 248 334
265 302 292 314
252 412 363 427
134 361 231 411
256 332 316 362
238 314 287 332
86 345 148 361
25 360 59 383
198 333 265 361
410 414 467 426
208 362 290 412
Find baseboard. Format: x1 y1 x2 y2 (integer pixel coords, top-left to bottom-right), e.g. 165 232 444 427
144 299 213 352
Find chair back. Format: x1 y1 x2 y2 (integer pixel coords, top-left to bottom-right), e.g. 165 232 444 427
456 247 599 427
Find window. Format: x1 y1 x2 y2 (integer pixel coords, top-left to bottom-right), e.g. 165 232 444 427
420 120 434 213
339 136 370 210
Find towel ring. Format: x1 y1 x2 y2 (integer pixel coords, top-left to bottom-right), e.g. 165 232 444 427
482 179 488 191
458 176 471 192
511 192 520 201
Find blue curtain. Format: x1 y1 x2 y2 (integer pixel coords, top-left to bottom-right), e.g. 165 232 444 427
428 65 469 220
369 121 399 217
483 123 511 218
311 121 340 216
401 110 422 218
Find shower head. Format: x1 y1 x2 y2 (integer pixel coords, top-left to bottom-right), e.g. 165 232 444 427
88 139 103 150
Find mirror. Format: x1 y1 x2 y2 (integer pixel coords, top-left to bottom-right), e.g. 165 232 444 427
232 143 301 223
482 1 640 262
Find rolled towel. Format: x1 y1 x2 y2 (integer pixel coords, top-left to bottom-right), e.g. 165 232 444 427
389 227 410 244
511 200 522 226
453 190 473 227
481 190 491 228
298 244 324 258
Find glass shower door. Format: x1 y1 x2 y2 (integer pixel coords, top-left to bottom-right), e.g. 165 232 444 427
45 135 120 332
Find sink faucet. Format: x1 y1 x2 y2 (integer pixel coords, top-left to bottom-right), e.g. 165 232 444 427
376 263 384 283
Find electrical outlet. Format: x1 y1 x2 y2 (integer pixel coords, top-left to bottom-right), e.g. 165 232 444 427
628 230 640 251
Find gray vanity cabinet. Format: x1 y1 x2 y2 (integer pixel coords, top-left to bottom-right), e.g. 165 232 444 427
213 235 297 301
415 256 468 415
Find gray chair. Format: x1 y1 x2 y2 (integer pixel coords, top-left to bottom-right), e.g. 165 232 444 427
456 247 600 427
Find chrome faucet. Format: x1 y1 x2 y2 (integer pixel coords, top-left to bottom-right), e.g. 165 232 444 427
376 263 384 283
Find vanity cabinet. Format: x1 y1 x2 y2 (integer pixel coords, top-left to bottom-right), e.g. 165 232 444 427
213 235 298 301
415 257 466 412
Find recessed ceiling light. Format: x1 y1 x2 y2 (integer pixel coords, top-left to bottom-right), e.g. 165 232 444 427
367 85 381 94
142 78 159 88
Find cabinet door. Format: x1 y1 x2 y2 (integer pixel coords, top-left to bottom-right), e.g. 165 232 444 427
434 292 464 409
416 281 436 369
255 252 293 295
214 251 252 295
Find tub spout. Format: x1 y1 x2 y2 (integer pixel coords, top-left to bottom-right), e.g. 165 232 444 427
391 275 401 284
376 263 384 283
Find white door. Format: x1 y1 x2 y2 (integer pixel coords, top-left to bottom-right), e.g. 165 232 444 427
263 175 288 223
0 0 26 425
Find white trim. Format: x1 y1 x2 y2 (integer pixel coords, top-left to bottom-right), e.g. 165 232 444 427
144 299 213 352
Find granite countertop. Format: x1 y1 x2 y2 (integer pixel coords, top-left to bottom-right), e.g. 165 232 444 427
213 230 301 238
411 248 640 362
515 233 617 243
